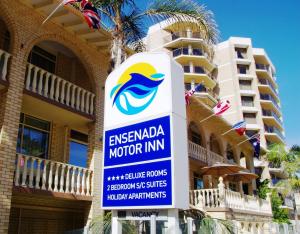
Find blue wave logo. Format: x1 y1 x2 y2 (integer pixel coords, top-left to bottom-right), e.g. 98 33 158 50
110 65 165 115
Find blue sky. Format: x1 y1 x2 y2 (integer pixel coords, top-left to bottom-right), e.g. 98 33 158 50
139 0 300 147
197 0 300 147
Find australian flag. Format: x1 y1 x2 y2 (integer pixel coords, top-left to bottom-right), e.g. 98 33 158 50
249 134 260 158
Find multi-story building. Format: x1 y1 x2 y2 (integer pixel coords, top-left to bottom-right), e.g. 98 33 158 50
214 37 285 149
0 0 111 233
0 2 285 232
145 20 219 108
145 21 275 233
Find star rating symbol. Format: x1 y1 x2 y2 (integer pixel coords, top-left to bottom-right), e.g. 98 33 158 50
121 175 124 180
107 176 111 181
112 176 115 181
116 175 120 180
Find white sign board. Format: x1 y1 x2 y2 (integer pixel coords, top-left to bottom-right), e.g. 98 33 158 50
101 52 188 210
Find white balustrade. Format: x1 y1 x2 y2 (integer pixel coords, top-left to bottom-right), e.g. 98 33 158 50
188 141 225 165
0 49 10 82
14 154 93 196
190 181 272 215
25 63 95 115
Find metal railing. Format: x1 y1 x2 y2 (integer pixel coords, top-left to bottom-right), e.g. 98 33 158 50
260 94 281 110
258 79 278 96
264 125 285 140
25 63 95 115
262 109 282 125
172 47 208 58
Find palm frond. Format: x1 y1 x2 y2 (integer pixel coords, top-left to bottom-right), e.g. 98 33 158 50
145 0 219 45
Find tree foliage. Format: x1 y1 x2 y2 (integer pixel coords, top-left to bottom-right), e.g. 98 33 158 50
270 190 290 224
90 0 219 69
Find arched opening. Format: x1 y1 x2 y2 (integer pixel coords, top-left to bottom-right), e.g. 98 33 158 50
226 144 236 164
0 18 11 52
209 134 221 155
27 40 93 92
188 122 203 146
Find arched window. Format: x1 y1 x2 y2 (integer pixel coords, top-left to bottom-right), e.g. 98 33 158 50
210 134 221 155
226 144 235 163
189 123 202 146
0 19 11 52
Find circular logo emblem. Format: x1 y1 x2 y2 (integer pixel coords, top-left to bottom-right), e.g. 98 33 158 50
110 62 165 115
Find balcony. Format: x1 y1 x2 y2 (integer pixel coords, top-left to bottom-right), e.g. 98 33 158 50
262 109 283 129
25 63 95 117
188 141 226 166
0 48 11 89
256 63 275 82
264 125 285 143
190 187 272 216
183 65 216 89
163 31 206 48
172 47 214 72
260 94 281 114
258 79 279 100
268 163 288 179
14 154 93 198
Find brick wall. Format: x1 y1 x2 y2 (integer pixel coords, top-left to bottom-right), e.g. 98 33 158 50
0 0 108 233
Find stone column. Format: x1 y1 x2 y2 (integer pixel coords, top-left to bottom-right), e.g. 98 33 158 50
0 44 26 233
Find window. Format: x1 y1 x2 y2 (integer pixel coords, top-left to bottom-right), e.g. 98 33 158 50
69 130 88 168
239 80 252 90
28 46 56 73
243 112 257 124
245 130 258 137
237 65 249 74
17 114 50 159
193 173 204 189
235 47 247 59
229 182 238 191
191 131 202 146
241 96 254 107
226 145 235 163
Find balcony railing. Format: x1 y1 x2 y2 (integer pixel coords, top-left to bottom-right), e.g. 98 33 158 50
14 154 93 196
260 94 281 110
188 141 226 165
256 63 270 71
262 109 282 125
166 31 202 42
172 47 208 58
0 48 11 82
25 63 95 116
258 79 278 96
265 126 285 140
190 184 272 215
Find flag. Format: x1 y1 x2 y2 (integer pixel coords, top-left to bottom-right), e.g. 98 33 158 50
233 121 246 136
213 100 230 116
249 134 260 158
185 84 204 105
65 0 101 29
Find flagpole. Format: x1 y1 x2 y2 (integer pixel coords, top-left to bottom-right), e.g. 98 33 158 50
199 113 215 123
42 0 65 25
237 133 259 146
221 128 233 136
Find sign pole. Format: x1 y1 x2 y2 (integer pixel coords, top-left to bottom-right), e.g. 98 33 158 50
111 210 122 234
150 214 156 234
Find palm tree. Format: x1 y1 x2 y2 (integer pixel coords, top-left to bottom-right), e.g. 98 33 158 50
265 143 288 168
90 0 219 70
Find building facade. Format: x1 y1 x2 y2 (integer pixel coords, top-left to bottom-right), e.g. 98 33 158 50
0 1 288 233
145 21 277 233
215 37 285 149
